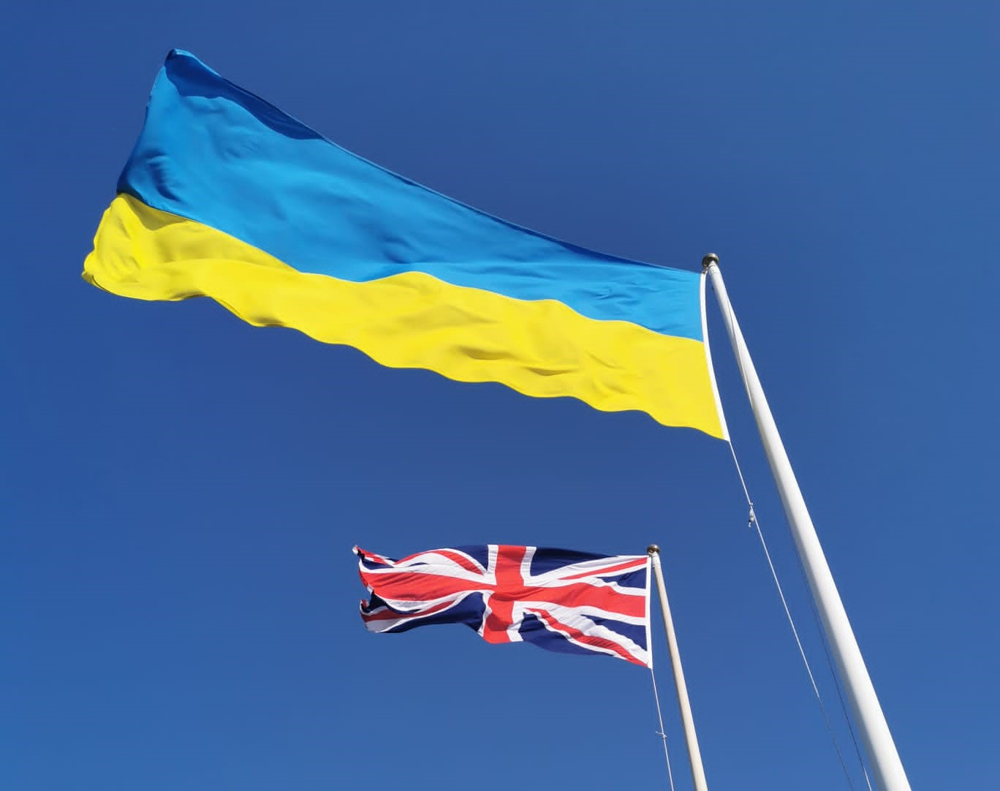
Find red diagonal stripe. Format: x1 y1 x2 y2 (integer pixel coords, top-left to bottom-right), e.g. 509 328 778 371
559 557 648 580
527 607 645 666
426 549 485 574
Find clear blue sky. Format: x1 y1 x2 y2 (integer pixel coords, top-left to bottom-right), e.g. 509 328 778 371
3 3 997 789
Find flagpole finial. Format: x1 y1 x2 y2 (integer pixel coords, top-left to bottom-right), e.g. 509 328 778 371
701 253 719 269
647 544 660 555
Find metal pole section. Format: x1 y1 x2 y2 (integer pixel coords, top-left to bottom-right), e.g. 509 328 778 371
647 545 709 791
702 255 910 791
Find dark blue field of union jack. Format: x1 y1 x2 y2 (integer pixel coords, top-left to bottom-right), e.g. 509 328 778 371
355 545 651 666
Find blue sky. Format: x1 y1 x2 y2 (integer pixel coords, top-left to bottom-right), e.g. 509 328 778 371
3 2 997 789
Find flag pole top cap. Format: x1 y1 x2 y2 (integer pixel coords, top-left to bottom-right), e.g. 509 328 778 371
647 544 661 555
701 253 720 269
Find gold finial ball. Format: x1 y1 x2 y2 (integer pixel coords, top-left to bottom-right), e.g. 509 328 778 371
647 544 661 555
702 253 719 269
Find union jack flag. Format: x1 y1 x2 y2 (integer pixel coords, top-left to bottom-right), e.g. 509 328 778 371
355 545 651 667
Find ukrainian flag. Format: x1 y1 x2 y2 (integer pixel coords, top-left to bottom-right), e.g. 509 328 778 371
84 50 728 439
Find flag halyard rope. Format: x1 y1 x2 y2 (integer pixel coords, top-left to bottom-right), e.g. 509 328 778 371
726 440 869 791
650 666 678 791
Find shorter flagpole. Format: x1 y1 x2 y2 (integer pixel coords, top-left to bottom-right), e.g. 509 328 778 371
648 545 709 791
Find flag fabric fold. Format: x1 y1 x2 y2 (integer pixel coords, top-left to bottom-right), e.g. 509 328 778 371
84 49 728 438
355 545 652 667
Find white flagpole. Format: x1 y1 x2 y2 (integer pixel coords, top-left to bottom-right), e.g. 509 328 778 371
648 544 709 791
702 255 911 791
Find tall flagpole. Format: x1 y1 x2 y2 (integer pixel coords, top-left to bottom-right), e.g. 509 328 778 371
648 545 709 791
702 255 910 791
